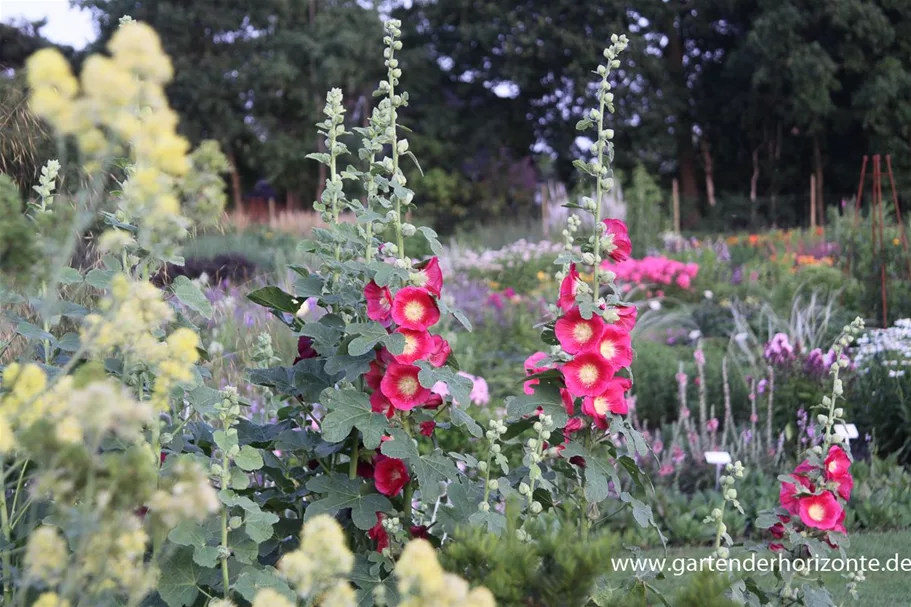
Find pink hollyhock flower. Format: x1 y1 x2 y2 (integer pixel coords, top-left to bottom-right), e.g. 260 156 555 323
365 281 394 323
612 304 637 332
558 263 583 311
467 373 490 406
564 417 585 434
428 335 451 367
798 492 843 530
563 352 615 397
370 390 395 419
589 325 633 369
368 514 389 552
524 351 551 395
658 464 674 477
780 473 814 515
374 455 410 496
824 445 851 480
832 509 847 535
413 257 443 297
391 286 440 330
694 349 705 365
832 474 853 501
393 328 434 364
676 273 691 289
293 336 318 364
706 418 719 432
381 362 431 410
555 307 606 354
423 393 443 409
769 543 785 553
419 421 436 436
601 219 632 262
582 377 632 420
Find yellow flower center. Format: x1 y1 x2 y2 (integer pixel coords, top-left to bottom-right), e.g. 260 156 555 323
827 461 839 474
573 322 594 344
593 396 609 416
807 503 826 522
398 376 419 397
600 338 617 360
578 363 599 387
402 334 417 355
404 300 424 322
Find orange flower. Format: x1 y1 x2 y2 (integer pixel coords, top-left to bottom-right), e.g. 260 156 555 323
726 236 739 245
748 234 759 246
815 226 824 237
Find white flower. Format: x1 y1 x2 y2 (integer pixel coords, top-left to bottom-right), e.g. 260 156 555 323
688 329 702 341
704 290 714 300
648 300 662 311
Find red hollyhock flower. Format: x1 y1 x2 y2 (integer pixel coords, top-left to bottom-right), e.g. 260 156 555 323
563 352 615 397
589 325 633 369
798 491 843 530
428 335 451 367
833 509 847 535
611 304 638 332
523 351 551 395
414 257 443 297
558 263 583 312
769 522 785 539
368 514 389 552
423 393 443 409
366 359 385 391
419 420 436 436
409 525 430 539
769 543 785 553
824 445 851 480
391 286 440 330
357 461 375 479
561 389 575 415
601 218 632 262
393 328 434 364
374 455 410 496
370 390 395 419
780 473 813 515
380 362 431 410
293 336 318 364
555 307 606 354
832 473 853 501
582 377 632 419
365 281 394 324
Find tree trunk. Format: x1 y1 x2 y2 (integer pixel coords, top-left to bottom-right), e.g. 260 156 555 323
768 123 782 227
813 135 824 226
310 0 325 207
750 146 760 226
701 137 716 207
664 11 699 225
228 149 244 213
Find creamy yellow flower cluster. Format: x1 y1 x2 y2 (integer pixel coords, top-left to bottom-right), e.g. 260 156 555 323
26 22 193 250
83 274 200 411
147 458 220 528
248 517 496 607
396 539 496 607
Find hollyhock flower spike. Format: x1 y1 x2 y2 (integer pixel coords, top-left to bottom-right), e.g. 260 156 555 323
601 218 632 262
558 263 583 311
380 362 431 410
391 286 440 331
365 281 394 323
563 352 615 397
374 455 410 496
392 328 434 364
413 256 443 297
555 306 606 354
798 492 843 531
589 324 633 369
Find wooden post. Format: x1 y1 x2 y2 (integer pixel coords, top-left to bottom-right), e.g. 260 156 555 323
810 174 816 230
672 178 680 234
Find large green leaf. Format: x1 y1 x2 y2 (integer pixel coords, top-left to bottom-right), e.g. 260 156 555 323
321 387 389 449
157 547 200 607
171 275 213 319
505 382 569 427
305 474 392 530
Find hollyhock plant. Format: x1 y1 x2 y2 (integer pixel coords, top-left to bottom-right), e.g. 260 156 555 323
365 280 394 323
392 328 434 364
374 455 410 496
413 256 443 297
555 306 606 354
391 286 440 330
380 362 431 410
601 218 632 262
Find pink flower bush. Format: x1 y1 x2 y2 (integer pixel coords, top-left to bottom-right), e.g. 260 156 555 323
602 256 699 291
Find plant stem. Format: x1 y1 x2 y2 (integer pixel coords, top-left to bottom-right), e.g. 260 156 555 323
402 481 413 526
348 430 359 480
0 461 11 604
220 448 231 599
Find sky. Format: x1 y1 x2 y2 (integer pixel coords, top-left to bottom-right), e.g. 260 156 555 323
1 0 96 48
